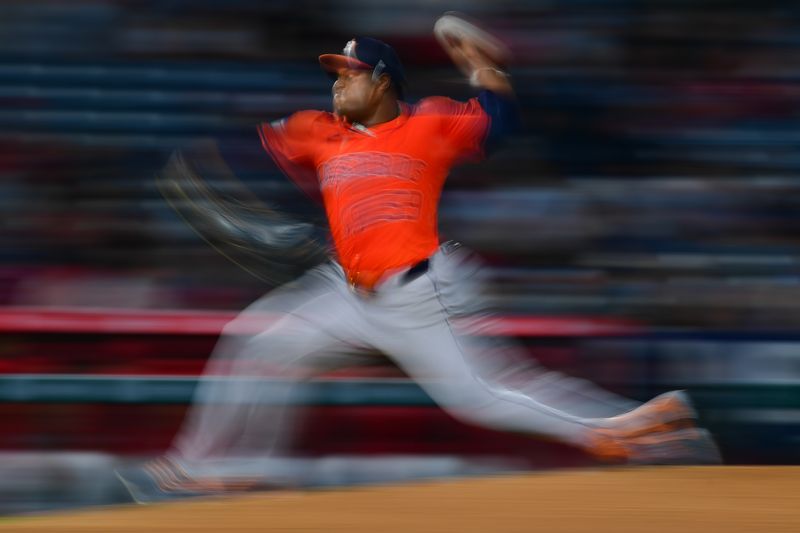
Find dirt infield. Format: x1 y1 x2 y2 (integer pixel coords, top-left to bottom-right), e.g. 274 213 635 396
2 467 798 532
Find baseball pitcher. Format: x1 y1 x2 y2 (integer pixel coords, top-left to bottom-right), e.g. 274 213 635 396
118 17 720 503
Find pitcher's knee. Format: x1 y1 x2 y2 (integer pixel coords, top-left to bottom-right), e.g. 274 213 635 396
238 334 310 372
431 380 507 424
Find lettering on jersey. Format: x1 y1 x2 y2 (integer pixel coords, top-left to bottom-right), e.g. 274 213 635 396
343 189 423 236
319 152 426 191
319 152 428 236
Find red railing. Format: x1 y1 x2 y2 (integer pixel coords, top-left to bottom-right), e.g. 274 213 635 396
0 306 641 337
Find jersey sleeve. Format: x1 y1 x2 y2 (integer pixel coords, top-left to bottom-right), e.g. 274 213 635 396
417 96 492 163
257 110 324 202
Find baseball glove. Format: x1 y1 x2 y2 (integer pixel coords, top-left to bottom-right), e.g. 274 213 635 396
156 141 329 285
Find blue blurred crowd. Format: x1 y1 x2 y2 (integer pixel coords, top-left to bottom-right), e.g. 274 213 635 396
0 0 799 476
1 0 799 334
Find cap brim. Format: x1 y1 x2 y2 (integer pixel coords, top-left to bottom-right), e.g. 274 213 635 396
319 54 373 73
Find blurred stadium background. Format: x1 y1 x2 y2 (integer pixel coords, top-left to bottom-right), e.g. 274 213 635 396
1 0 799 515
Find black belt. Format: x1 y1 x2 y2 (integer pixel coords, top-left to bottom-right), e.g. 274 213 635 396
401 258 429 284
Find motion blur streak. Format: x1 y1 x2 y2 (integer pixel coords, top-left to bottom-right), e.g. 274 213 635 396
0 0 799 517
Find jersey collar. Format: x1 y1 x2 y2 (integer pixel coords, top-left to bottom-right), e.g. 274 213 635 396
345 102 408 137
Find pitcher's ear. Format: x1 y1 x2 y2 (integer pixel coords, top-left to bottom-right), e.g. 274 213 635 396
376 73 393 94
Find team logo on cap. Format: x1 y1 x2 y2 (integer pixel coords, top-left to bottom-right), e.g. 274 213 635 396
344 39 357 58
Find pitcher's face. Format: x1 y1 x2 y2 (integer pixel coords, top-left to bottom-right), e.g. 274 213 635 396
332 68 382 123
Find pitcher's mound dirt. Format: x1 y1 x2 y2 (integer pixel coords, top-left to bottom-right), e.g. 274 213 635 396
3 467 799 532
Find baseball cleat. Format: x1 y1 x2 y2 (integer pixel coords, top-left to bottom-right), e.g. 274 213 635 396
115 464 205 505
115 457 258 504
626 427 722 465
607 390 699 437
586 426 723 465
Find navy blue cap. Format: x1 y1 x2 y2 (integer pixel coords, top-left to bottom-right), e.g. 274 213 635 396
319 37 407 100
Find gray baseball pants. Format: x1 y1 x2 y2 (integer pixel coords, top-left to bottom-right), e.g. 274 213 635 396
169 243 638 478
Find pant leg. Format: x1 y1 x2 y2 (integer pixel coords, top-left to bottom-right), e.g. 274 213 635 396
168 263 365 478
366 245 639 448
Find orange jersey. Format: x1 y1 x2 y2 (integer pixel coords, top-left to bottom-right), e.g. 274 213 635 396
258 97 490 289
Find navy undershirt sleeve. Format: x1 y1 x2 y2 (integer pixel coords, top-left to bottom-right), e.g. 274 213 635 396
478 90 521 154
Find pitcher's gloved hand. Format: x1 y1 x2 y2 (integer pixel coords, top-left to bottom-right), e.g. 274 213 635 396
157 146 329 285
